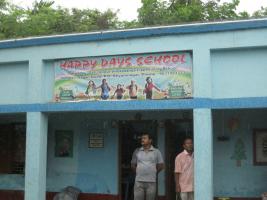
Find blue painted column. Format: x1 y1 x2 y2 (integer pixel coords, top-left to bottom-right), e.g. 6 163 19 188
25 112 48 200
193 48 213 200
193 109 213 200
25 56 48 200
157 126 165 196
28 57 45 103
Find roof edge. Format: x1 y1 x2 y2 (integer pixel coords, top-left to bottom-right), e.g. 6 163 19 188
1 18 267 49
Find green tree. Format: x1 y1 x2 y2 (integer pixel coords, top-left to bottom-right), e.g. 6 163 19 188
1 0 267 40
137 0 252 26
253 7 267 18
138 0 171 25
0 0 120 39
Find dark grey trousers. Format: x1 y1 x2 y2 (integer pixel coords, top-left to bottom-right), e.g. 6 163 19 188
134 181 156 200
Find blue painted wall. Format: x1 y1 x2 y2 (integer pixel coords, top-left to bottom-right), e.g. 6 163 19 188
0 23 267 106
211 48 267 98
45 111 185 195
47 115 119 194
0 62 28 104
75 120 118 194
46 114 81 192
213 109 267 197
0 110 266 198
46 116 118 193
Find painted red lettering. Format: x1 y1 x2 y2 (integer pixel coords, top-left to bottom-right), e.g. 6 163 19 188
117 57 125 67
69 61 74 68
110 58 116 66
154 56 162 65
144 56 153 65
91 60 97 68
74 60 81 68
137 57 143 65
101 59 108 67
163 55 171 64
125 57 132 66
180 54 186 63
82 60 90 68
172 55 179 63
60 61 68 68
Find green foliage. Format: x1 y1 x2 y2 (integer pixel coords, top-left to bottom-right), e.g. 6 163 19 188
0 0 120 39
0 0 267 40
137 0 252 26
253 6 267 18
138 0 170 25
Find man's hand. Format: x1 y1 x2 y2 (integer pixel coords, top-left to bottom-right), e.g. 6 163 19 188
175 184 181 193
156 163 164 173
131 163 137 173
175 173 180 192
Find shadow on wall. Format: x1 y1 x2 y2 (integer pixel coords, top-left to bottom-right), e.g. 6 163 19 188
75 173 110 194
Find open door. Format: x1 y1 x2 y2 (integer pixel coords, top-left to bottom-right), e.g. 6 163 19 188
119 120 158 200
0 123 26 174
165 119 193 200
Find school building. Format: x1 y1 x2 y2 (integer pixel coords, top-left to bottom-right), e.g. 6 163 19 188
0 18 267 200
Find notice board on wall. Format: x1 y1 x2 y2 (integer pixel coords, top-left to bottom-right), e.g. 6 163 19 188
88 132 104 148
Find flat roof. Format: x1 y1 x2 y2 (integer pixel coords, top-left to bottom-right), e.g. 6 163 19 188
0 18 267 49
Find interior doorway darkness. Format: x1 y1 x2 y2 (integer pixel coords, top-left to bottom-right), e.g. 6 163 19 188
119 120 158 200
0 123 26 174
165 119 193 200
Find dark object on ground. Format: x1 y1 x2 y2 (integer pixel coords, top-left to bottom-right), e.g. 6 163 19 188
53 186 81 200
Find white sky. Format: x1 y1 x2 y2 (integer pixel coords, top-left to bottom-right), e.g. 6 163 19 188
10 0 267 21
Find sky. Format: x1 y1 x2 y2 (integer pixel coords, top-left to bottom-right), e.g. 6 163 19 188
10 0 267 21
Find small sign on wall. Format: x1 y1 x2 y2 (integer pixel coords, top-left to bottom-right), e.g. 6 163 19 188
253 129 267 165
88 132 104 148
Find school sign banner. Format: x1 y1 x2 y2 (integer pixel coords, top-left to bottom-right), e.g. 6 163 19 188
54 52 192 102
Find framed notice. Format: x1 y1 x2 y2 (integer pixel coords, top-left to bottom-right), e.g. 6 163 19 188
89 132 104 148
253 129 267 165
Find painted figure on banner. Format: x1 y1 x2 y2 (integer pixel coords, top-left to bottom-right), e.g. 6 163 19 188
143 77 161 100
85 80 96 99
113 84 125 100
96 79 111 100
127 80 139 100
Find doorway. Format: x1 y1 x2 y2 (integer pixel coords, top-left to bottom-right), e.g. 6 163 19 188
0 123 26 174
119 120 158 200
165 119 193 200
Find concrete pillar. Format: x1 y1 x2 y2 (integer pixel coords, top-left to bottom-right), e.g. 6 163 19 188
193 48 213 199
28 57 45 103
157 126 165 196
25 112 48 200
193 48 212 98
194 109 213 200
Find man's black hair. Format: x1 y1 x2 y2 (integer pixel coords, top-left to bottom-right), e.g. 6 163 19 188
141 132 153 140
183 137 193 144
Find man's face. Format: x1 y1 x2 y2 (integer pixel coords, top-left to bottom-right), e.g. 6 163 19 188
141 135 151 146
183 139 193 152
